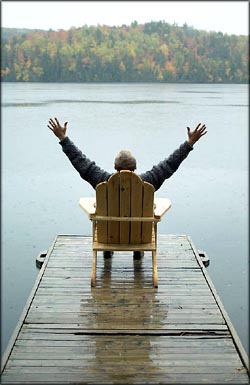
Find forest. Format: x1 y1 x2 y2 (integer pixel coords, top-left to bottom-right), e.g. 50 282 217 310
1 21 248 83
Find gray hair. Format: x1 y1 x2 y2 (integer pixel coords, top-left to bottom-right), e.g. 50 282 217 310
114 150 137 171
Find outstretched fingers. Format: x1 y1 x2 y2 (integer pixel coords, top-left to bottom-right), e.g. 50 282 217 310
47 119 54 130
48 117 56 126
198 124 207 137
195 122 205 130
195 123 202 131
48 117 61 132
195 123 206 132
47 120 53 132
200 124 207 131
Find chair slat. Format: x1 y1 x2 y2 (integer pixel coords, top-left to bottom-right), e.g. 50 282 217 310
96 182 108 243
120 171 131 243
142 182 155 243
107 173 120 244
130 173 143 243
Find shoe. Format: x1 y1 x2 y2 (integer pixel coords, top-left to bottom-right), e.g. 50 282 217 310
103 251 114 259
133 251 144 260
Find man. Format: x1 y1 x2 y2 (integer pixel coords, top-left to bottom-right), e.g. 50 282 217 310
48 117 207 258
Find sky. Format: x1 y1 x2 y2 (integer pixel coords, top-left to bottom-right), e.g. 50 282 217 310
1 1 249 36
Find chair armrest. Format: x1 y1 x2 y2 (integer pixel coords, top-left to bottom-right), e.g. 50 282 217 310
154 198 171 220
79 197 96 218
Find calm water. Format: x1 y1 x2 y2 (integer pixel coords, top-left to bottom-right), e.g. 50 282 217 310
2 82 248 356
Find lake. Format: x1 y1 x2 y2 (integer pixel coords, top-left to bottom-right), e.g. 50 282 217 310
2 82 248 356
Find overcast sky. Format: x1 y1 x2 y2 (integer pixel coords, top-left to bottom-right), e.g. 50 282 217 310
1 1 249 36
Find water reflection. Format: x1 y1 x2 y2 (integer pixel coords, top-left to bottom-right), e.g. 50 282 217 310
81 256 164 382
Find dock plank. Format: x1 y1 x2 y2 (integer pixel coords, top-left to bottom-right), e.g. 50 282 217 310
1 234 249 384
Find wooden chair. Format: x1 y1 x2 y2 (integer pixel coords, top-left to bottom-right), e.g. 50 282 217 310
79 171 171 288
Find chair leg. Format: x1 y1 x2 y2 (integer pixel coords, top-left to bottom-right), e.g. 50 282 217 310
91 250 97 287
152 250 158 288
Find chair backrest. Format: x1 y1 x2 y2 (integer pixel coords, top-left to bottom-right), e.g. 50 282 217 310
95 171 155 244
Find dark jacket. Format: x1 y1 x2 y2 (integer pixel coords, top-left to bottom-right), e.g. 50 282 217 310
60 136 193 191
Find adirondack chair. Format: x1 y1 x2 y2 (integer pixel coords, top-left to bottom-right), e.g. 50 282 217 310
79 171 171 288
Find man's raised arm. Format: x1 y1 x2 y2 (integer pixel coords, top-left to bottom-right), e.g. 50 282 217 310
140 123 207 191
47 117 111 188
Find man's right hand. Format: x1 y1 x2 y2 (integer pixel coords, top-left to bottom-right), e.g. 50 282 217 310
48 118 68 141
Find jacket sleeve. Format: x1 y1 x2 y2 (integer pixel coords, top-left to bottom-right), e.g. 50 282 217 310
140 141 193 191
59 136 111 189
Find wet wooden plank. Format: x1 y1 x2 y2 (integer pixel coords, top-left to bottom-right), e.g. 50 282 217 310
3 366 247 375
4 371 248 382
1 234 249 384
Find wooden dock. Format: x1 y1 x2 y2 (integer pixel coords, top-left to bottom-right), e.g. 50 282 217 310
1 234 249 384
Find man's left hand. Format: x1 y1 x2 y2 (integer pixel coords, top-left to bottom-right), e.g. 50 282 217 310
187 123 207 146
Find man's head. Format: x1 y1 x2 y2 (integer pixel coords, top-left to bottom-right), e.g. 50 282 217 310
114 150 137 171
